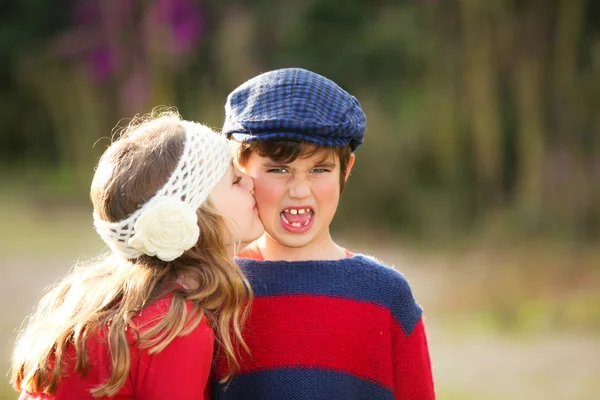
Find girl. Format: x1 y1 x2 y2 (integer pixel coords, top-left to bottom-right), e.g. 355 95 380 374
11 111 264 399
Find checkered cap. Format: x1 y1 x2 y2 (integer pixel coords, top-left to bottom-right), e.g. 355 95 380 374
223 68 366 151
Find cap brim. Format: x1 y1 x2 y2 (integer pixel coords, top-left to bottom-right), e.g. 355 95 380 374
230 132 352 148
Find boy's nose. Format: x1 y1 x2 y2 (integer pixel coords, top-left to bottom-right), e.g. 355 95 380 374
288 180 311 199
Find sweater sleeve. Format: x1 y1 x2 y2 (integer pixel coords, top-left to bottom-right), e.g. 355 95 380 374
393 317 436 399
383 265 435 400
132 316 215 400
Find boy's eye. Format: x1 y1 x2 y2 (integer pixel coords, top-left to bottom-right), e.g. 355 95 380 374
233 175 242 185
311 168 330 173
267 168 288 174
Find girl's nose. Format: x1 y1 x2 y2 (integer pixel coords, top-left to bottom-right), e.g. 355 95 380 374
241 171 255 191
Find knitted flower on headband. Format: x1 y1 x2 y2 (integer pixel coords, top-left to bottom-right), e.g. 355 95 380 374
128 197 199 261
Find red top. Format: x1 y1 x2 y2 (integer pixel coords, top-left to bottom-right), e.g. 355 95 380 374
20 295 214 400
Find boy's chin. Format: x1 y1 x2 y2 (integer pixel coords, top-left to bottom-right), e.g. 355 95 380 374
269 232 315 249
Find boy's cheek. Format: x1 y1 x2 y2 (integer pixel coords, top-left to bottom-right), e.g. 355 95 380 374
254 176 284 194
253 181 281 208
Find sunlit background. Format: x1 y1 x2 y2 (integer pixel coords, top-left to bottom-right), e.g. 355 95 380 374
1 1 599 399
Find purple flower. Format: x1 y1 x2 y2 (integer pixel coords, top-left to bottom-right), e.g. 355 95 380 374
86 46 114 81
53 0 204 103
171 11 203 53
145 0 203 55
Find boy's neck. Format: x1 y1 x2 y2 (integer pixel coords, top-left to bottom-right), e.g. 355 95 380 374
255 233 347 261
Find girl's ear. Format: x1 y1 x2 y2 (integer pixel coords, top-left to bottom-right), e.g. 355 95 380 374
345 153 355 181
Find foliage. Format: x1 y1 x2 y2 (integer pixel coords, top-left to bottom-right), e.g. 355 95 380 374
1 0 599 240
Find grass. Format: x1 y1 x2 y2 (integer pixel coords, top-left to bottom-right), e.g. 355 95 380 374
434 386 502 400
0 194 103 258
0 383 15 400
429 243 600 335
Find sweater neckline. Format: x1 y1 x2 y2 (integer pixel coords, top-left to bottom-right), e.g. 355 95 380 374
238 242 355 262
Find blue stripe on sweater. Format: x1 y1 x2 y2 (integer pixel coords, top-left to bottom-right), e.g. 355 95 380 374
213 367 394 400
236 254 422 335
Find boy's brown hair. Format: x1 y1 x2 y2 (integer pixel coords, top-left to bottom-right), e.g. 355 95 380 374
231 140 353 193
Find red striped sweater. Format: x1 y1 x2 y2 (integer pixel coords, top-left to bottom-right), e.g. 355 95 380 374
212 247 435 400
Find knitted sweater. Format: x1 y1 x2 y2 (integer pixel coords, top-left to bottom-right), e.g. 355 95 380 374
20 295 214 400
212 249 435 400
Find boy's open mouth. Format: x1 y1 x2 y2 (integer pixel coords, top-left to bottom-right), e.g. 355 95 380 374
280 207 314 232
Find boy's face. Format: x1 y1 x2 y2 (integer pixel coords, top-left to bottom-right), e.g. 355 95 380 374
241 148 354 249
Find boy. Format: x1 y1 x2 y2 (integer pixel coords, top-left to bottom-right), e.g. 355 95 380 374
213 68 435 400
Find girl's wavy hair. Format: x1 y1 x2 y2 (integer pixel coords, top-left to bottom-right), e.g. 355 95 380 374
11 110 251 397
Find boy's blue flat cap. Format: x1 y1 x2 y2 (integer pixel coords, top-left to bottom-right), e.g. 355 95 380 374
222 68 366 151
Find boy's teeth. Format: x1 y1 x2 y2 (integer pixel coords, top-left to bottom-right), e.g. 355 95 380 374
281 209 313 228
282 208 311 214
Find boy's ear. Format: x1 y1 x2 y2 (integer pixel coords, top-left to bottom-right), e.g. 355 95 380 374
345 153 356 181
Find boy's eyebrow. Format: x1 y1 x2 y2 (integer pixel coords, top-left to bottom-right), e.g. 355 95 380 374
313 161 336 168
262 160 337 169
262 161 289 167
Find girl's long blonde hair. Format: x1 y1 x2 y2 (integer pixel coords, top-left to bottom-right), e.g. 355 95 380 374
11 111 251 397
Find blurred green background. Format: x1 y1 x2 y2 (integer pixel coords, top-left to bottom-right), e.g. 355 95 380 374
1 0 599 399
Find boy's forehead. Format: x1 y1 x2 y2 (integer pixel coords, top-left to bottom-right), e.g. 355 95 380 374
252 148 337 165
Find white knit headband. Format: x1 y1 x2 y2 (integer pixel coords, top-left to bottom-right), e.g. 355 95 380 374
93 120 231 261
